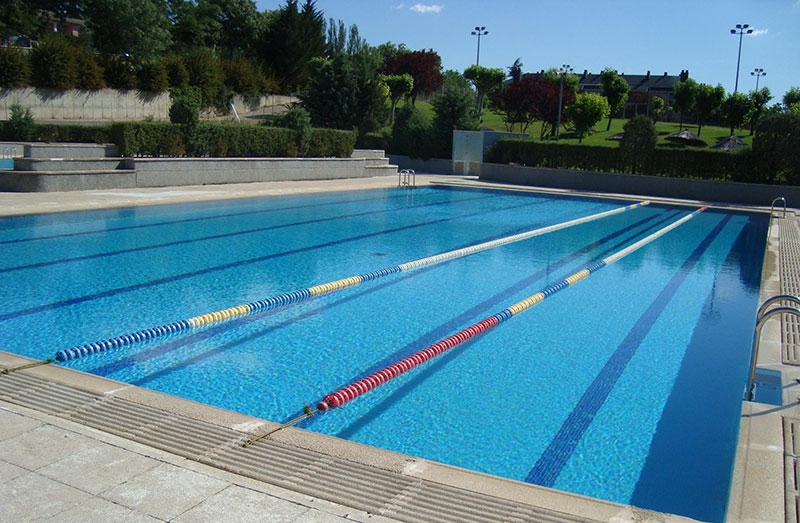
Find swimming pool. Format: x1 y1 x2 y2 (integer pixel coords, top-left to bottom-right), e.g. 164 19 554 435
0 186 768 522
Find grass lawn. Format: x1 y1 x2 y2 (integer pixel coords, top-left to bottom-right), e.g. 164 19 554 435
410 100 752 150
478 110 753 149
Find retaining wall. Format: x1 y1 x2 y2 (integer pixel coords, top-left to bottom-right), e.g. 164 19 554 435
0 89 295 121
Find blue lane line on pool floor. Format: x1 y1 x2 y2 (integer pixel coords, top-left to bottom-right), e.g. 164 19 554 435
524 213 732 488
0 192 495 274
328 212 681 436
88 211 677 392
0 198 562 323
0 191 407 245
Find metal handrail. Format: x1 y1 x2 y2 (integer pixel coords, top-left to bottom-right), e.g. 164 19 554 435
747 302 800 401
770 197 786 219
398 169 415 188
756 294 800 318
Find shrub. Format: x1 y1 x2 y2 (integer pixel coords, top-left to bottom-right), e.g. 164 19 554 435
7 104 35 141
109 121 353 159
100 55 137 90
620 115 657 173
184 48 227 112
30 35 79 89
169 87 202 127
74 49 105 90
267 106 311 156
0 47 31 88
137 60 169 93
222 57 267 96
163 54 189 89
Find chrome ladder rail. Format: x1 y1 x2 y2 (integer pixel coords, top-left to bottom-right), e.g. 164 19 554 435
398 169 415 188
771 197 786 219
747 294 800 400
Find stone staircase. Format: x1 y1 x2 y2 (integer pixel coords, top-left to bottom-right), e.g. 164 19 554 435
351 149 398 176
3 143 135 191
0 145 398 192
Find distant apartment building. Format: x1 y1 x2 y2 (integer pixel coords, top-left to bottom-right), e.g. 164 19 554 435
578 70 689 118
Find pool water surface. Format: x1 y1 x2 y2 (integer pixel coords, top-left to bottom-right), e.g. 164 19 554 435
0 186 768 522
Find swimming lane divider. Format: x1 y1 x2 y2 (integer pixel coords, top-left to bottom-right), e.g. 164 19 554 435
54 201 649 362
312 205 708 413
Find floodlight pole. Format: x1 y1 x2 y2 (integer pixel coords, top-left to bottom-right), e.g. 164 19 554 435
730 23 753 93
471 26 488 66
751 68 766 90
556 64 573 141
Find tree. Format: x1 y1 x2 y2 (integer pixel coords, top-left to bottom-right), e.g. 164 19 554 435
566 93 610 143
752 113 800 184
748 87 772 136
672 78 698 131
540 70 577 139
650 96 665 121
169 0 260 58
463 65 505 113
430 83 480 158
83 0 173 61
383 74 413 125
694 83 725 136
599 68 629 131
620 115 657 174
492 74 542 133
382 49 444 105
784 87 800 110
720 92 753 136
257 0 325 92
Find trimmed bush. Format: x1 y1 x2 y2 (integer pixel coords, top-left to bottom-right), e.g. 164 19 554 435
0 47 31 88
30 35 79 89
138 60 169 93
486 138 753 182
99 55 137 90
109 121 354 158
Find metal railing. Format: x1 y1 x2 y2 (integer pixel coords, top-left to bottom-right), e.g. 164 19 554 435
398 169 415 188
771 197 786 219
747 294 800 400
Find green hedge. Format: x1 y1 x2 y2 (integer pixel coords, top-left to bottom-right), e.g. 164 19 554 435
486 139 757 183
109 122 355 158
0 122 113 143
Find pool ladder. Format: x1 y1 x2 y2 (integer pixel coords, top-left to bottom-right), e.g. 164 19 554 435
747 295 800 401
771 197 786 218
398 169 415 188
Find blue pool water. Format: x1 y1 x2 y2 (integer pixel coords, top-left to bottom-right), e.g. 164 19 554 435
0 186 768 522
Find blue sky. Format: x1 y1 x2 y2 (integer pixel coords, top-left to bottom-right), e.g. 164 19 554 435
255 0 799 102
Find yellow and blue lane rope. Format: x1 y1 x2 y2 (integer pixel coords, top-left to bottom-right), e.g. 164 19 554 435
55 201 650 362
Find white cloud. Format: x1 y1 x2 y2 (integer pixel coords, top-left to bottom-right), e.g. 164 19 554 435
394 2 405 9
751 28 768 37
410 3 443 14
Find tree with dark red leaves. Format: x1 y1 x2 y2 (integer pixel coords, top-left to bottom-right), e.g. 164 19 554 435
382 49 444 105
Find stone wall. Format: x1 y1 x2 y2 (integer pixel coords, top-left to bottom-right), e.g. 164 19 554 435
0 89 295 121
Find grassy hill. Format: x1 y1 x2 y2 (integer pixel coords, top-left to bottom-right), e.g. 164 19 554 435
413 100 752 150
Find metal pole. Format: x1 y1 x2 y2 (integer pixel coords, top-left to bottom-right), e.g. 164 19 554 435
731 24 753 93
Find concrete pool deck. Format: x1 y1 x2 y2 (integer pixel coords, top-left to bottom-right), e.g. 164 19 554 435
0 175 791 522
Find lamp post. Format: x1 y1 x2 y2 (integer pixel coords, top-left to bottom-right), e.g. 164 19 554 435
556 64 573 141
730 23 753 93
751 68 766 90
471 26 488 66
